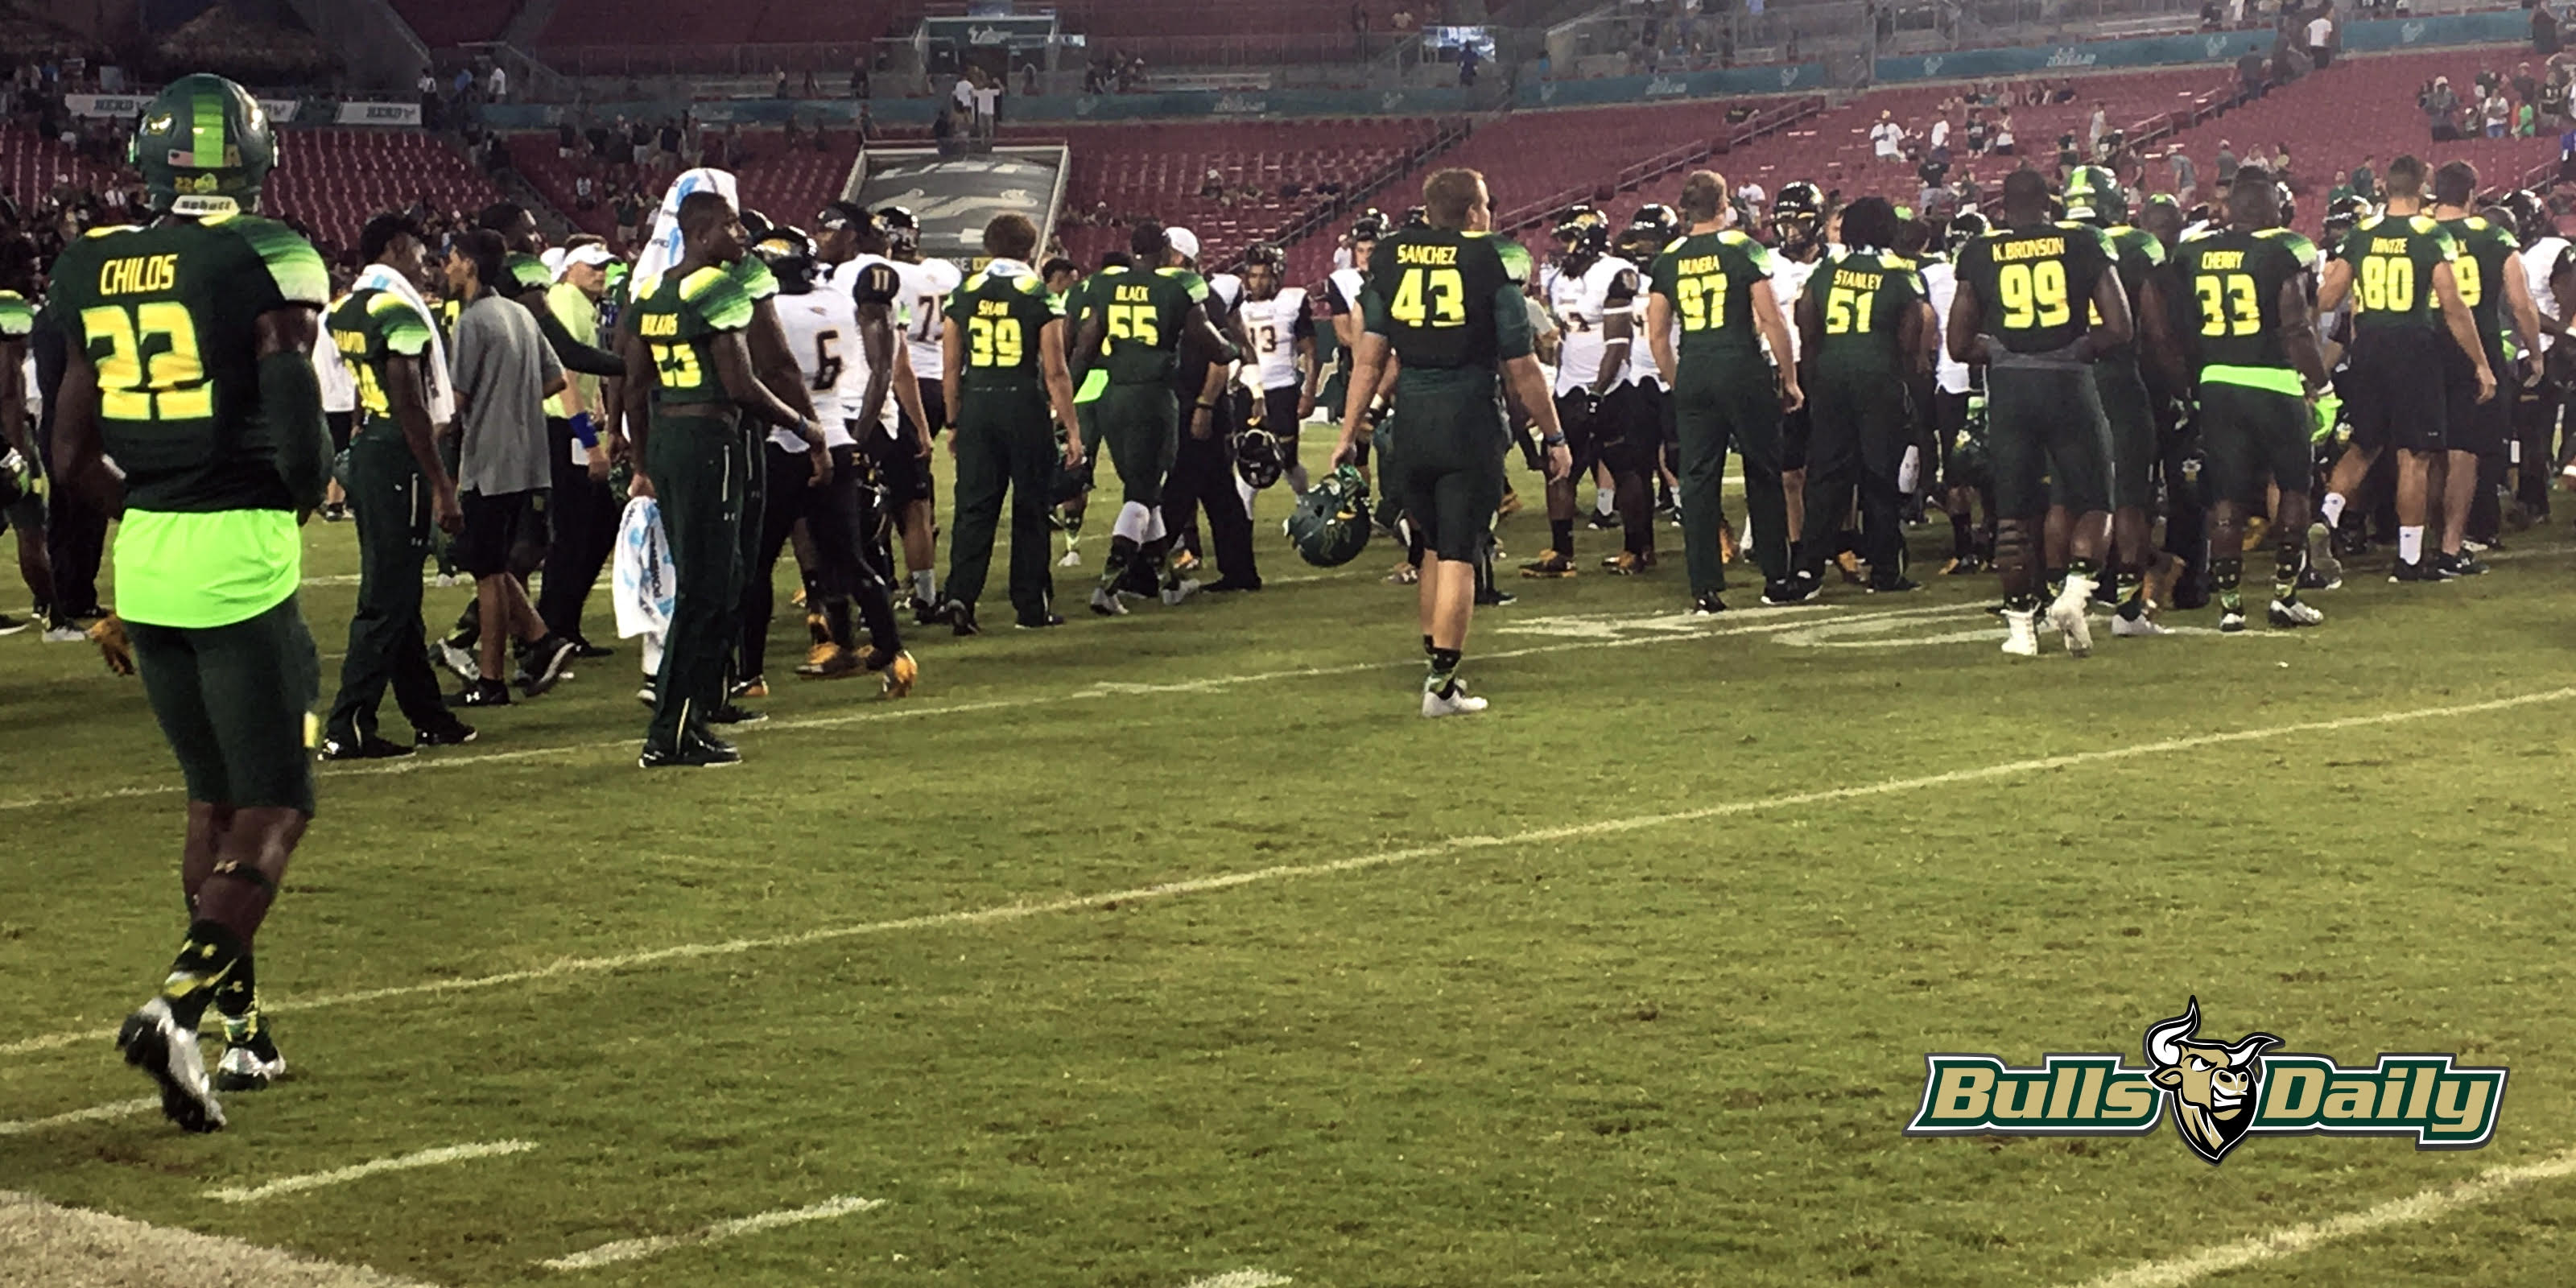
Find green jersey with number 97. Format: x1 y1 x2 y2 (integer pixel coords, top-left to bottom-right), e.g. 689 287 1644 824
1647 229 1777 361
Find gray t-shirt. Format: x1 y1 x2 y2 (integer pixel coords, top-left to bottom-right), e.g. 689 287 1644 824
450 292 562 497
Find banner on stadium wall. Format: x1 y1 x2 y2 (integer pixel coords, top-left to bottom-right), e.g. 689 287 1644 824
851 146 1067 264
1871 10 2533 84
1517 63 1826 108
64 93 301 122
335 101 421 126
486 85 1478 131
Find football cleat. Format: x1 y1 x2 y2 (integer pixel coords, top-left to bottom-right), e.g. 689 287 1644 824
1520 551 1576 578
213 1031 287 1092
2388 559 2439 583
708 700 766 726
1421 683 1489 718
946 601 982 636
634 683 658 707
2111 613 2172 637
1690 592 1728 616
414 721 478 748
518 635 578 697
1587 511 1620 530
2268 597 2324 628
1761 572 1822 605
1385 563 1419 584
431 638 481 684
1170 550 1203 575
730 675 769 700
795 644 863 679
1014 613 1067 629
1866 576 1922 593
320 733 414 761
911 596 944 626
2000 608 2041 657
1089 585 1129 616
1058 547 1084 568
2434 551 2487 578
2304 522 2343 588
1473 586 1517 607
453 679 512 707
2048 577 2095 658
804 638 840 671
1604 551 1653 576
1161 578 1202 606
875 649 919 698
2219 605 2248 633
1835 550 1864 584
639 733 743 769
118 998 224 1133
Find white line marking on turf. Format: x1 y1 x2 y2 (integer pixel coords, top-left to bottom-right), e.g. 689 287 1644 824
2065 1145 2576 1288
0 1096 155 1136
204 1139 537 1203
1180 1272 1293 1288
538 1194 886 1271
1 1190 439 1286
6 684 2565 1071
0 601 1873 814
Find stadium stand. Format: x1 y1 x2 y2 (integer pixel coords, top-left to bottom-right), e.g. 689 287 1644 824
264 130 509 250
389 0 522 50
533 0 894 62
0 126 125 214
512 128 865 242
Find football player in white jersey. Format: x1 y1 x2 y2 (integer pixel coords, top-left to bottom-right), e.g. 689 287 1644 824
816 201 941 613
1321 209 1389 461
1922 208 1994 574
2509 189 2576 514
1234 242 1320 493
1600 205 1680 574
879 206 964 614
1764 181 1828 585
741 228 917 696
1524 207 1637 577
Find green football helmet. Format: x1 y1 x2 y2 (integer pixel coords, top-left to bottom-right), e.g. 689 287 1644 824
1287 464 1374 568
131 73 279 217
2063 165 2125 226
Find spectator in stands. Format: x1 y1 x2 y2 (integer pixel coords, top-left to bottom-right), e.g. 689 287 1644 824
575 174 595 212
2087 101 2109 155
2057 133 2080 175
2517 61 2541 115
2237 47 2268 103
857 105 873 143
487 64 508 104
1022 62 1038 97
2217 139 2238 184
2539 2 2562 58
803 68 821 99
2201 0 2223 30
852 60 870 101
774 68 791 98
2307 4 2335 71
974 76 1001 142
1992 110 2016 156
1460 43 1480 87
2170 150 2198 206
1964 112 1988 155
2424 77 2461 140
2487 86 2515 137
1352 2 1369 60
1871 110 1903 163
2272 142 2293 186
953 70 976 123
934 105 961 156
613 189 644 248
1930 113 1951 154
2351 154 2376 200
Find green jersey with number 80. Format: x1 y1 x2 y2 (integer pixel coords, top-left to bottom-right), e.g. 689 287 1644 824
1952 221 2116 354
2336 213 2458 333
1647 229 1777 361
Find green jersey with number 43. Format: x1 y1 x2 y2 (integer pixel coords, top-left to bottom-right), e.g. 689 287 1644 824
2177 226 2316 390
625 265 757 411
1361 228 1530 369
1952 221 2116 354
1811 248 1926 378
945 261 1063 390
325 287 437 427
1084 264 1208 385
2336 213 2458 333
2438 214 2517 341
47 213 330 511
1647 229 1777 361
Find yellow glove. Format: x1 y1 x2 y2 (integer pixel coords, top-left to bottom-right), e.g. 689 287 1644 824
88 614 134 677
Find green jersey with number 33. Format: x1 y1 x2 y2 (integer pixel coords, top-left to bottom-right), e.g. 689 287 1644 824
2336 213 2458 333
1647 229 1777 361
1952 221 2116 354
2177 226 2316 391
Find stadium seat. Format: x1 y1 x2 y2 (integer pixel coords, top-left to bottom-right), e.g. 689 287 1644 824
390 0 521 49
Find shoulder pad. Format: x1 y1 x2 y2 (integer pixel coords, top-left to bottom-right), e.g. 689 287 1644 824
680 266 733 299
964 272 987 294
2409 215 2441 233
230 216 331 307
1017 275 1044 294
1883 254 1916 270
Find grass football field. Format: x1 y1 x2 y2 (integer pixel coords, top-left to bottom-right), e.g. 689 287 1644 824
5 473 2576 1287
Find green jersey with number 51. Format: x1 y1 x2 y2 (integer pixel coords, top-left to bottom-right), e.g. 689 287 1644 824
1647 229 1777 361
47 213 328 511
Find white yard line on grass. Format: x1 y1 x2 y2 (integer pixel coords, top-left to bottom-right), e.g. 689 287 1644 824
2065 1145 2576 1288
1179 1272 1293 1288
0 1190 437 1286
6 683 2565 1071
0 603 1852 814
538 1194 885 1271
204 1140 537 1204
0 1096 155 1136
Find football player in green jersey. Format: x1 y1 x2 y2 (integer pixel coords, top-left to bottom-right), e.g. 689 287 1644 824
1331 168 1569 716
2062 164 2184 636
1790 196 1933 596
49 74 334 1130
2426 160 2541 576
1645 170 1802 613
616 190 828 767
1068 221 1236 617
320 212 477 759
2315 155 2495 582
2174 169 2335 631
1946 167 2132 658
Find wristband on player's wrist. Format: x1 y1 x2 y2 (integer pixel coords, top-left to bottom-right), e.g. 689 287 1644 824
1542 432 1568 448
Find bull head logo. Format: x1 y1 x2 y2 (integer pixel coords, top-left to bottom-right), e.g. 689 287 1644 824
2145 998 2280 1164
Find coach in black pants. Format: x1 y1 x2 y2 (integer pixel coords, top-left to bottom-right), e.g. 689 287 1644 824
739 437 906 682
537 414 618 649
1162 392 1260 589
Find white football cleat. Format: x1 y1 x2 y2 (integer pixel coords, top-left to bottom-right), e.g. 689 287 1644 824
117 997 224 1133
1160 579 1201 607
2111 613 2172 638
1089 585 1129 617
2268 597 2324 628
1421 683 1489 717
215 1042 287 1092
2000 608 2041 657
2048 576 2095 658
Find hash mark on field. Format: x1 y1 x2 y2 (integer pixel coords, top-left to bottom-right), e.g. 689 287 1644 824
204 1139 537 1203
0 1096 154 1135
539 1194 886 1271
1180 1271 1293 1288
1 1190 437 1286
2066 1144 2576 1288
0 601 1889 814
6 684 2566 1070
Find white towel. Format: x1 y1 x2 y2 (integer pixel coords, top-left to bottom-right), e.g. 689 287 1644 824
351 263 456 425
631 167 741 297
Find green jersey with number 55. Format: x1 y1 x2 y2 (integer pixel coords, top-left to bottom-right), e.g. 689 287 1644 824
47 213 328 511
1361 228 1530 369
1084 264 1207 385
1952 221 2116 354
2336 213 2458 333
944 260 1063 390
1647 229 1777 361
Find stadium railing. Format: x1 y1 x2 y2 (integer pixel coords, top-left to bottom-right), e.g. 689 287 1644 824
1496 94 1826 233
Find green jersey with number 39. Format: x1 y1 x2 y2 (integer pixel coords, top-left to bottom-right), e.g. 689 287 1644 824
1952 221 2116 354
2336 213 2458 333
1647 229 1777 361
944 261 1063 390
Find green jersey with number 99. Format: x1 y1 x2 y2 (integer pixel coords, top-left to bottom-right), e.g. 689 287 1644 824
1952 221 2116 354
944 261 1063 390
2336 213 2458 333
1647 229 1777 361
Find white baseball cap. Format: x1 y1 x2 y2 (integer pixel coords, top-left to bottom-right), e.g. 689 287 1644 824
1164 226 1199 262
554 242 615 279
